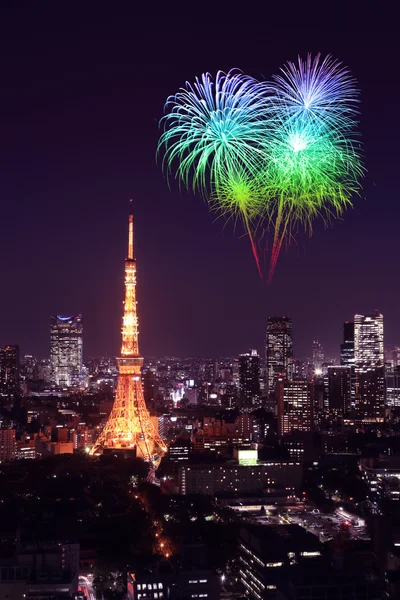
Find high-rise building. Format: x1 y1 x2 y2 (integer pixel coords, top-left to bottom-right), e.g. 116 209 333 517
239 350 261 410
355 366 386 421
354 313 385 421
0 345 20 397
90 202 166 466
386 366 400 407
266 317 293 395
312 341 324 373
354 313 384 367
50 315 83 388
340 322 355 367
326 366 352 420
385 347 400 368
276 378 314 435
340 321 355 407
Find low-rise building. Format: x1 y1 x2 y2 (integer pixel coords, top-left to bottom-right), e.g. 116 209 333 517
0 428 16 462
179 459 302 496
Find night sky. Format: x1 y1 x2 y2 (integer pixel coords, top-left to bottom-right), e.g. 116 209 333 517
0 4 398 360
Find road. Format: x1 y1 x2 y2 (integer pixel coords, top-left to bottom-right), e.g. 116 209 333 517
79 574 96 600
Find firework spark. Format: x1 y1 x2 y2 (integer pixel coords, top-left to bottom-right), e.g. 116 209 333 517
158 56 364 281
264 54 363 279
158 69 269 273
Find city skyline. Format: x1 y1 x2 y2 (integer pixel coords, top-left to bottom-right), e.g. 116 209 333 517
0 6 399 360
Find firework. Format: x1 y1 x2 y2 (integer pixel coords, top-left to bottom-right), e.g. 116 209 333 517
269 54 359 132
264 54 363 280
158 56 364 281
158 70 269 274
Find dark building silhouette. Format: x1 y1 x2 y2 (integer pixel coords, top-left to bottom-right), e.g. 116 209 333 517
341 321 355 367
239 350 261 410
327 366 352 420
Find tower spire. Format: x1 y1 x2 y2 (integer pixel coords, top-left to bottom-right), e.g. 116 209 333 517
128 199 134 260
90 203 167 467
121 200 139 357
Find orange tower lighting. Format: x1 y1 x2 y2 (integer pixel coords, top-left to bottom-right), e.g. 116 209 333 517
90 201 167 464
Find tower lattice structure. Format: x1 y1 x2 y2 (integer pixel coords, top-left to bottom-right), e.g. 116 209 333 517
90 202 167 463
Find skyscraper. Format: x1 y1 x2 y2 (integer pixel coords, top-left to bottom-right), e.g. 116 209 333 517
239 350 261 410
340 322 355 367
312 341 324 373
90 202 166 465
276 378 314 435
386 366 400 407
0 345 20 397
354 313 385 422
326 366 352 420
266 317 293 395
50 315 83 388
354 313 384 367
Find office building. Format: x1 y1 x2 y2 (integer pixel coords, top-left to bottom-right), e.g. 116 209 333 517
340 322 355 367
386 366 400 407
239 524 325 600
393 347 400 367
265 317 293 395
354 312 384 366
179 459 303 496
354 313 385 421
50 315 83 388
326 366 352 420
0 345 20 397
312 340 324 373
276 379 314 435
0 542 79 600
0 428 16 462
239 350 261 410
127 541 219 600
355 366 386 422
238 524 376 600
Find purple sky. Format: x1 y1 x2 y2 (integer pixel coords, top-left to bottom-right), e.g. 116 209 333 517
0 4 398 360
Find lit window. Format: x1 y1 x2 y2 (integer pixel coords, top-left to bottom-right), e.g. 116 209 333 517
138 585 141 591
158 584 163 589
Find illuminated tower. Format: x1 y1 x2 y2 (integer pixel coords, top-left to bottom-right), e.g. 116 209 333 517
90 202 167 463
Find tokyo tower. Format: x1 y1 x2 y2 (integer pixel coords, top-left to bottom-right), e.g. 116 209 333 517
90 201 167 465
